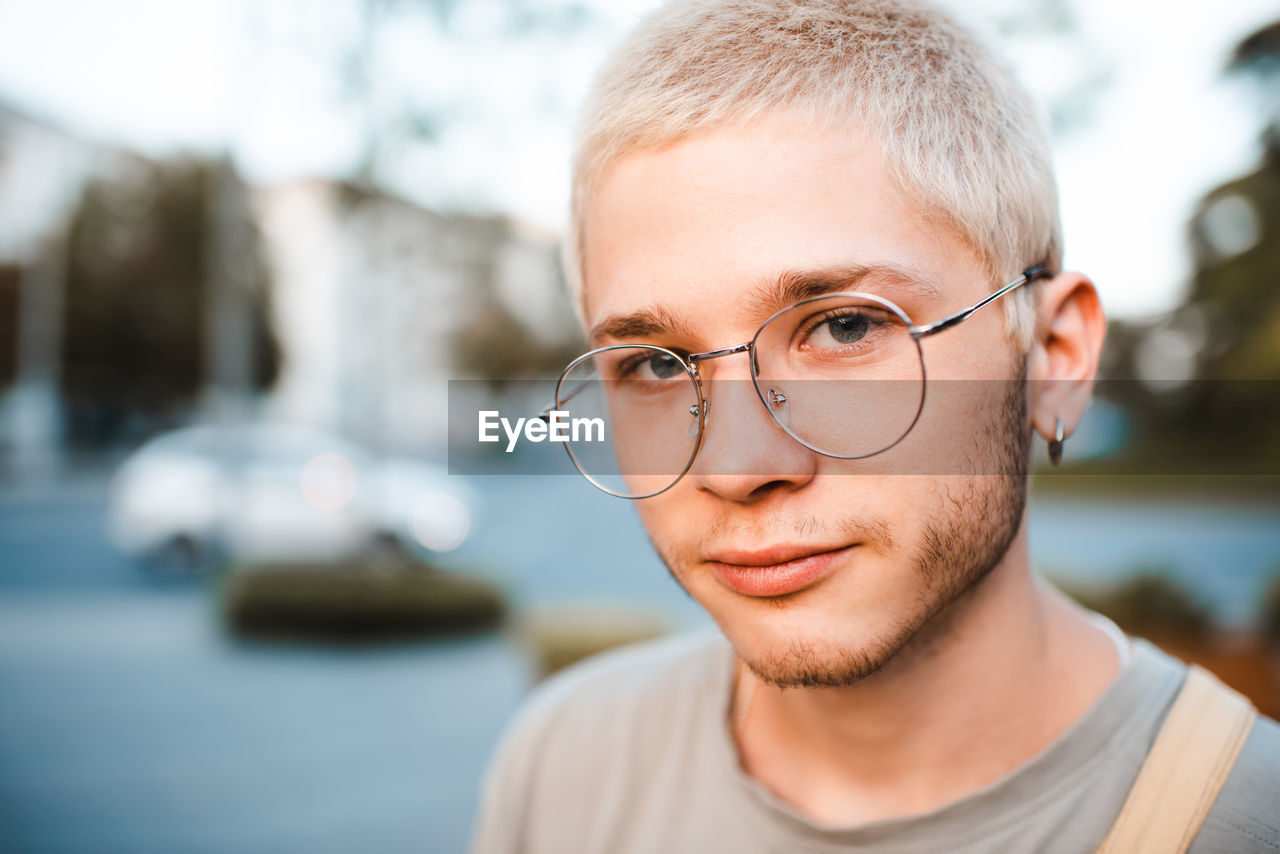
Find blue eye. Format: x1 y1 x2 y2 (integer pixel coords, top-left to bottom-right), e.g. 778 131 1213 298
646 353 684 379
804 311 878 350
615 350 686 380
824 314 871 344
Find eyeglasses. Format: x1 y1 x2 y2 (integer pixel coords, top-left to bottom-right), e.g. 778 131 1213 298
544 265 1051 498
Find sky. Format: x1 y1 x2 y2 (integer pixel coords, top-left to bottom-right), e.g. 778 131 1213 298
0 0 1275 319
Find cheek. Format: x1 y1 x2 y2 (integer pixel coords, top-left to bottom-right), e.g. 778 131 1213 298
847 376 1025 476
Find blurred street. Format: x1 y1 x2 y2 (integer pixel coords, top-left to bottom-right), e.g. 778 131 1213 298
0 474 529 854
0 466 714 854
4 470 1280 853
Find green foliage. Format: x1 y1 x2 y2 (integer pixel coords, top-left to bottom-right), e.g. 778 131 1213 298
1262 569 1280 647
0 263 17 387
1187 128 1280 371
1059 570 1213 639
1229 19 1280 80
341 0 599 182
221 559 506 642
1092 21 1280 473
452 299 583 386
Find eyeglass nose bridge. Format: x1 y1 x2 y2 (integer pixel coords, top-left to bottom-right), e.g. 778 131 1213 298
684 339 790 436
687 341 753 365
685 340 756 422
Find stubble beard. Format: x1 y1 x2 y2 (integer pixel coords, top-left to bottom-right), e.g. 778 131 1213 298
718 370 1034 689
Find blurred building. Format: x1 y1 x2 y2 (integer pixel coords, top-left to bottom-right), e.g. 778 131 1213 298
1 103 577 474
255 179 572 453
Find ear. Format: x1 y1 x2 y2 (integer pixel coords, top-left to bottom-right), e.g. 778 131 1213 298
1025 272 1107 444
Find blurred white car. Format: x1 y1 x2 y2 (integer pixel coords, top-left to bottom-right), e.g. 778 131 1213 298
107 424 478 573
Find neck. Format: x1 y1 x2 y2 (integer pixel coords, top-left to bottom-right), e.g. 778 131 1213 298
731 526 1121 826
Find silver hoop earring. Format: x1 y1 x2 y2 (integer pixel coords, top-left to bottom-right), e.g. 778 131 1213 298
1048 416 1065 466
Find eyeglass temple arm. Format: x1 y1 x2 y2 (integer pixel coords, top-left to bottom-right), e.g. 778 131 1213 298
909 264 1051 340
539 380 592 422
538 265 1051 418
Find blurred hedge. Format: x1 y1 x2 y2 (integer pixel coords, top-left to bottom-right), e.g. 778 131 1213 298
221 560 505 642
1055 571 1213 639
520 609 668 678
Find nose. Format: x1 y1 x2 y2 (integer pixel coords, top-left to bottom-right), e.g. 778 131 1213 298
687 361 817 503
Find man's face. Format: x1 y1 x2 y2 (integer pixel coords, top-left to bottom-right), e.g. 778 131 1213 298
579 120 1031 687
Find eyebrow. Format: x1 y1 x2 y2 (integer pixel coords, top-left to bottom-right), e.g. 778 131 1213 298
588 263 942 345
589 304 698 345
757 263 943 316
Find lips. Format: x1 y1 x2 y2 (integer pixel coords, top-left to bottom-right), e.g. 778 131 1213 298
706 543 854 598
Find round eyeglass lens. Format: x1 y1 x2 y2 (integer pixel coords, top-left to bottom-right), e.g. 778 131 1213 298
555 345 703 498
750 292 925 458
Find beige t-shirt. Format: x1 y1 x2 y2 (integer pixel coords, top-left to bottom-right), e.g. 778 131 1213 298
471 630 1280 853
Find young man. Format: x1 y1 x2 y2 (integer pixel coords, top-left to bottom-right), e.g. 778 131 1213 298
471 1 1280 851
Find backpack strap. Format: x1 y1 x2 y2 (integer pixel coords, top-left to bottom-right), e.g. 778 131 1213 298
1096 663 1257 854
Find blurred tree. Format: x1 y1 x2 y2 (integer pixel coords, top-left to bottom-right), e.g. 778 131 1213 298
1259 571 1280 645
263 0 593 393
1091 18 1280 473
1263 568 1280 647
1059 571 1213 640
342 0 597 184
59 157 279 448
1229 19 1280 104
0 263 17 387
1190 17 1280 382
452 298 583 387
1177 18 1280 463
988 0 1113 137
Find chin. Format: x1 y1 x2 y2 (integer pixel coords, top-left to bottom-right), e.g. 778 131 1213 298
735 620 913 688
699 578 920 689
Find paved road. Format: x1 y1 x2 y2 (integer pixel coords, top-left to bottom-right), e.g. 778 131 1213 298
0 471 706 854
3 472 1277 853
0 478 533 854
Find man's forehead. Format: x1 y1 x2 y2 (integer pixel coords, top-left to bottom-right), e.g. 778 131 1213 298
578 121 986 341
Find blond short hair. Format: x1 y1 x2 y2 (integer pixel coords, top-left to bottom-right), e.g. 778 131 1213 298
566 0 1061 347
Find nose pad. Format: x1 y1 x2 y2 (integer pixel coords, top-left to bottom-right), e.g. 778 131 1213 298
687 378 816 496
766 387 789 427
687 402 703 439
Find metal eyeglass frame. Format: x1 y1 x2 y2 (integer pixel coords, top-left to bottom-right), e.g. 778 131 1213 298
546 264 1052 499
